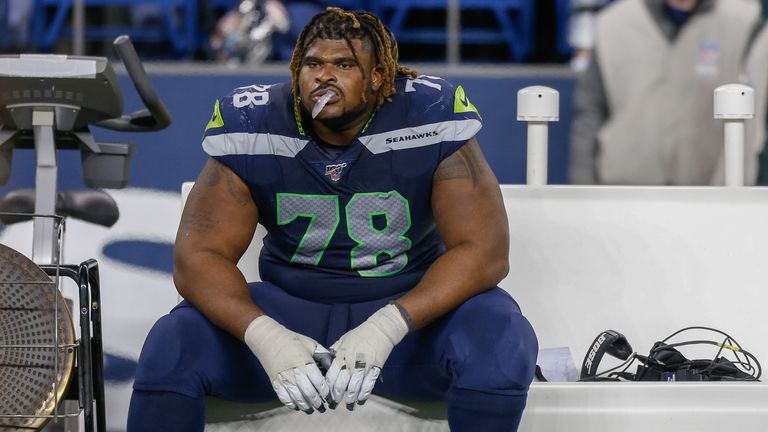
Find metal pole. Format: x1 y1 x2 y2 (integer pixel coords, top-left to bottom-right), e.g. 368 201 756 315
526 122 548 185
447 0 460 65
73 0 85 55
32 109 58 265
723 120 745 187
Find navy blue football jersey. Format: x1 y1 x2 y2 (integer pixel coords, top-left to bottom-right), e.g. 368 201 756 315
201 74 482 303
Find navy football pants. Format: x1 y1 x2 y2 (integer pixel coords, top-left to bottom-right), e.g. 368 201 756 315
128 282 538 431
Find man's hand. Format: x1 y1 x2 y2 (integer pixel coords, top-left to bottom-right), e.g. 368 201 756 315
244 316 331 414
326 304 409 410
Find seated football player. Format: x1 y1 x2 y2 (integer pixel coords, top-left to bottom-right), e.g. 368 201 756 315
128 7 538 432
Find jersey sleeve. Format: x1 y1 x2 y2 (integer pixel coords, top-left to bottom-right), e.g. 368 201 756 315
439 78 483 160
200 85 272 178
402 75 483 161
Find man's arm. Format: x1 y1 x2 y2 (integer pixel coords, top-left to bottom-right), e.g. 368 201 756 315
174 157 262 339
569 49 608 184
176 157 331 413
394 137 509 329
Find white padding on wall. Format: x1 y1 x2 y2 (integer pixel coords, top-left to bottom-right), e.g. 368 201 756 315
501 185 768 368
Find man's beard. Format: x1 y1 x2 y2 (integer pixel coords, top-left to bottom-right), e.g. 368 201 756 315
301 97 370 132
316 98 369 131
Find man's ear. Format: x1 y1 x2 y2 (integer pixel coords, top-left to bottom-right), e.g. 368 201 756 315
371 66 384 92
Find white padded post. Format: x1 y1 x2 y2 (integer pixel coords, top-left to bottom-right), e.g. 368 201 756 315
517 86 559 186
714 84 754 187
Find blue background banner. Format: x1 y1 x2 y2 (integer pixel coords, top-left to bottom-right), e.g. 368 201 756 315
1 67 575 195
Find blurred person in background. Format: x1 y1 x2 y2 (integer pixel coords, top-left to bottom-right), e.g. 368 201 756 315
0 0 6 50
271 0 327 60
209 0 291 64
0 0 33 53
569 0 765 185
568 0 614 71
210 1 353 63
752 3 768 184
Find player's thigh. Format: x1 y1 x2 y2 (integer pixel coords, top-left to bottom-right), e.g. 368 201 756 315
134 281 331 401
133 298 272 401
439 288 538 393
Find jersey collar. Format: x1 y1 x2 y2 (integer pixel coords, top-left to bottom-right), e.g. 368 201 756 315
293 94 379 139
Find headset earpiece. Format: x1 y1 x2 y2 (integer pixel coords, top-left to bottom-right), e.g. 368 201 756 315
580 330 633 380
605 332 633 360
649 343 688 367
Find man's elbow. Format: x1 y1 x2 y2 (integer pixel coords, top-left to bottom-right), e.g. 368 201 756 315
173 256 190 299
475 246 509 286
499 257 510 281
173 248 200 299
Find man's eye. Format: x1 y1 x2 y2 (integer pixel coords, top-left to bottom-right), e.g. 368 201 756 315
338 63 351 69
306 61 319 68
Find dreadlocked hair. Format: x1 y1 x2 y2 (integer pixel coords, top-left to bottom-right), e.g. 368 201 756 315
289 7 417 125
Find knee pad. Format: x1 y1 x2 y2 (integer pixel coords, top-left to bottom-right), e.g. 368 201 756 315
449 289 539 393
133 306 214 397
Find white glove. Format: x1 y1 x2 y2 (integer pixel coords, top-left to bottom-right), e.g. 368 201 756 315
244 315 331 414
326 304 410 410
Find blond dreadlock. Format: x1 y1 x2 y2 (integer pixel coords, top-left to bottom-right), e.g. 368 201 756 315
289 7 417 131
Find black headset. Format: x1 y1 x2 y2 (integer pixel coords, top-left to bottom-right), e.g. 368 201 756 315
579 327 761 382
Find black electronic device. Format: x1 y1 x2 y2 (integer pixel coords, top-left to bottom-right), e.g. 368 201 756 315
0 35 171 188
0 54 121 130
0 35 171 432
579 326 761 382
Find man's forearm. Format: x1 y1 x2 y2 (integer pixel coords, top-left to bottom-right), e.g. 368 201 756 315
393 243 508 330
174 251 264 339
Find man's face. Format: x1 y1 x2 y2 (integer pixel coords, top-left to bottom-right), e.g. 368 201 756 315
298 37 382 128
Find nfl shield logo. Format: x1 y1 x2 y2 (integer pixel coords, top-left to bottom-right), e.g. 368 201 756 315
696 41 720 76
325 162 348 182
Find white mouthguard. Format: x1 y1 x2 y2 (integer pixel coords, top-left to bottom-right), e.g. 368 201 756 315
311 90 336 119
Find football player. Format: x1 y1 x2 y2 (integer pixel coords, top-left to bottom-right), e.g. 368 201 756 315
128 8 538 432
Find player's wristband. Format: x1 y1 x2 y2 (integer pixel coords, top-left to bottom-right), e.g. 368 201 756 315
389 301 415 333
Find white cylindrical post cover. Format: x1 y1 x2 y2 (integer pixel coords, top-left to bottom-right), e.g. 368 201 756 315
527 123 548 185
714 84 755 119
517 86 560 121
714 84 753 187
723 121 745 187
517 86 559 185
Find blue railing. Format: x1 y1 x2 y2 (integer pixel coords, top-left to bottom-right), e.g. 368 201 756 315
29 0 572 62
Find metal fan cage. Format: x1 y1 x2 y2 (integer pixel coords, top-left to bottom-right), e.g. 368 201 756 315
0 213 105 432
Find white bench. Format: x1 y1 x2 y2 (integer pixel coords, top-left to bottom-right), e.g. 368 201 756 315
182 182 768 431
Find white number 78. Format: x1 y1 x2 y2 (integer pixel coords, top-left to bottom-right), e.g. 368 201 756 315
405 75 443 93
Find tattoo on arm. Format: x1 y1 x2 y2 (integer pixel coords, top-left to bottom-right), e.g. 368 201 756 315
225 171 252 207
434 141 483 187
181 159 254 234
200 160 222 187
180 160 226 233
198 159 251 206
179 207 218 233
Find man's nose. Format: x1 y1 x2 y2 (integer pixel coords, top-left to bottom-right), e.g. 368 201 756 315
316 64 336 83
